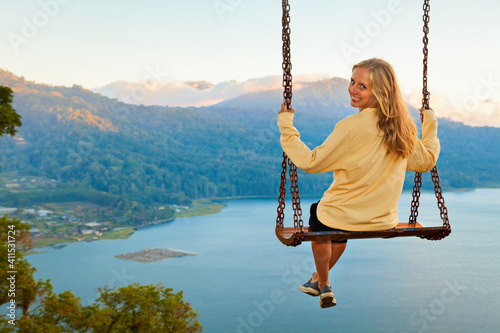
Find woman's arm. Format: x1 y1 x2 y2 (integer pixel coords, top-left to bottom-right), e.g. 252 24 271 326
407 108 441 172
277 105 349 174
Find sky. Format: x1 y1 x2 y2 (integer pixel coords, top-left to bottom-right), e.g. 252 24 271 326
1 0 500 126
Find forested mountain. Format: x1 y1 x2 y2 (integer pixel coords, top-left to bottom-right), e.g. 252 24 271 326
1 69 499 208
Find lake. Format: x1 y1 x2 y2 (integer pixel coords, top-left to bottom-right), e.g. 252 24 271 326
28 189 500 332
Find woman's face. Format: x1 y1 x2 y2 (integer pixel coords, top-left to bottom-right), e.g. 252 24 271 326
348 67 378 111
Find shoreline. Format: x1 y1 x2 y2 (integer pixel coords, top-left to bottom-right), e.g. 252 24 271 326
27 200 226 251
24 187 489 251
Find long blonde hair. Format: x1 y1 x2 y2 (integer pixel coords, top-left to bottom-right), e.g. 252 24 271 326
353 58 417 159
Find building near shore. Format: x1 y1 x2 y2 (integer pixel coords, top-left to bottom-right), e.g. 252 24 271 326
84 222 101 228
0 207 17 214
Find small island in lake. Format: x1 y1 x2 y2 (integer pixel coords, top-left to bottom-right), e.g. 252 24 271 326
115 248 197 263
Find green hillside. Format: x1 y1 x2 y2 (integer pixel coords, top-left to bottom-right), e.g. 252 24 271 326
1 69 499 211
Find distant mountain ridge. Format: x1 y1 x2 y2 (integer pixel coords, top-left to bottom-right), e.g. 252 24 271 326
1 69 499 207
92 74 333 108
216 77 352 114
94 74 500 128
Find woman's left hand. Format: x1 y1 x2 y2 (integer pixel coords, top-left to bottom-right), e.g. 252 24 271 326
280 103 295 114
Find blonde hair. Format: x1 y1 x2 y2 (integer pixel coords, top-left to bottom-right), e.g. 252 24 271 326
353 58 417 159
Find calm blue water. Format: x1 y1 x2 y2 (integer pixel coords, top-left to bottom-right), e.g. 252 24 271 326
27 189 500 333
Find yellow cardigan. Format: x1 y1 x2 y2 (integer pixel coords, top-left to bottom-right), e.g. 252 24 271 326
277 108 440 231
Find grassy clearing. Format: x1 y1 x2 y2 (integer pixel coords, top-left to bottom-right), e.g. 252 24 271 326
100 227 135 240
30 227 136 248
22 250 46 256
174 203 225 218
31 237 76 248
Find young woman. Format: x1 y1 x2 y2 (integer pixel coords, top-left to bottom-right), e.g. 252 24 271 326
277 58 440 308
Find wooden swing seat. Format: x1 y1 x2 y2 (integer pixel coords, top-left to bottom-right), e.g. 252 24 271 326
276 223 448 246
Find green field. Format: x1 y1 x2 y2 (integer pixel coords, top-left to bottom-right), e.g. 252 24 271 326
174 202 225 218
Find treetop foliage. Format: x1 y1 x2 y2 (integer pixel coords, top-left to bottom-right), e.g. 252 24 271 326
0 215 202 332
0 86 22 137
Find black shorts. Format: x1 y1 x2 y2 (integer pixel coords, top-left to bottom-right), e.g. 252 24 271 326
309 202 348 244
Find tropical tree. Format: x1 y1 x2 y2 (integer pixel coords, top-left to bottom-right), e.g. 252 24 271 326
0 216 202 332
86 284 202 332
0 86 22 137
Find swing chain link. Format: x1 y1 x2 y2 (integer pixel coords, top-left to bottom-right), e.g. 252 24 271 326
288 157 304 240
426 166 451 240
276 0 303 246
276 152 287 229
421 0 431 119
282 0 293 111
409 172 422 224
410 0 451 241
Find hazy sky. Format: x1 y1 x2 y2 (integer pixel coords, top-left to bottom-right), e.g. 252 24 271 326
2 0 500 124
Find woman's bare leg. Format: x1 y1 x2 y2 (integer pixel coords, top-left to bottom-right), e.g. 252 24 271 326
329 242 347 269
311 241 347 289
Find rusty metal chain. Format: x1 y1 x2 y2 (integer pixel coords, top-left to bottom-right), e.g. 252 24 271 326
276 0 304 246
409 0 429 226
424 167 451 240
421 0 431 118
288 156 304 239
276 152 287 229
409 172 422 224
409 0 451 240
282 0 293 111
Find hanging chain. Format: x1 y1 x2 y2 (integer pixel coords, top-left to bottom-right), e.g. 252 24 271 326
276 0 303 246
288 156 304 239
282 0 293 111
409 0 430 226
409 172 422 224
426 167 451 240
276 0 291 232
276 152 287 229
421 0 431 117
409 0 450 240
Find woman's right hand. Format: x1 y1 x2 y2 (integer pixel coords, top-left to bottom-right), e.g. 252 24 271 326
279 103 295 114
